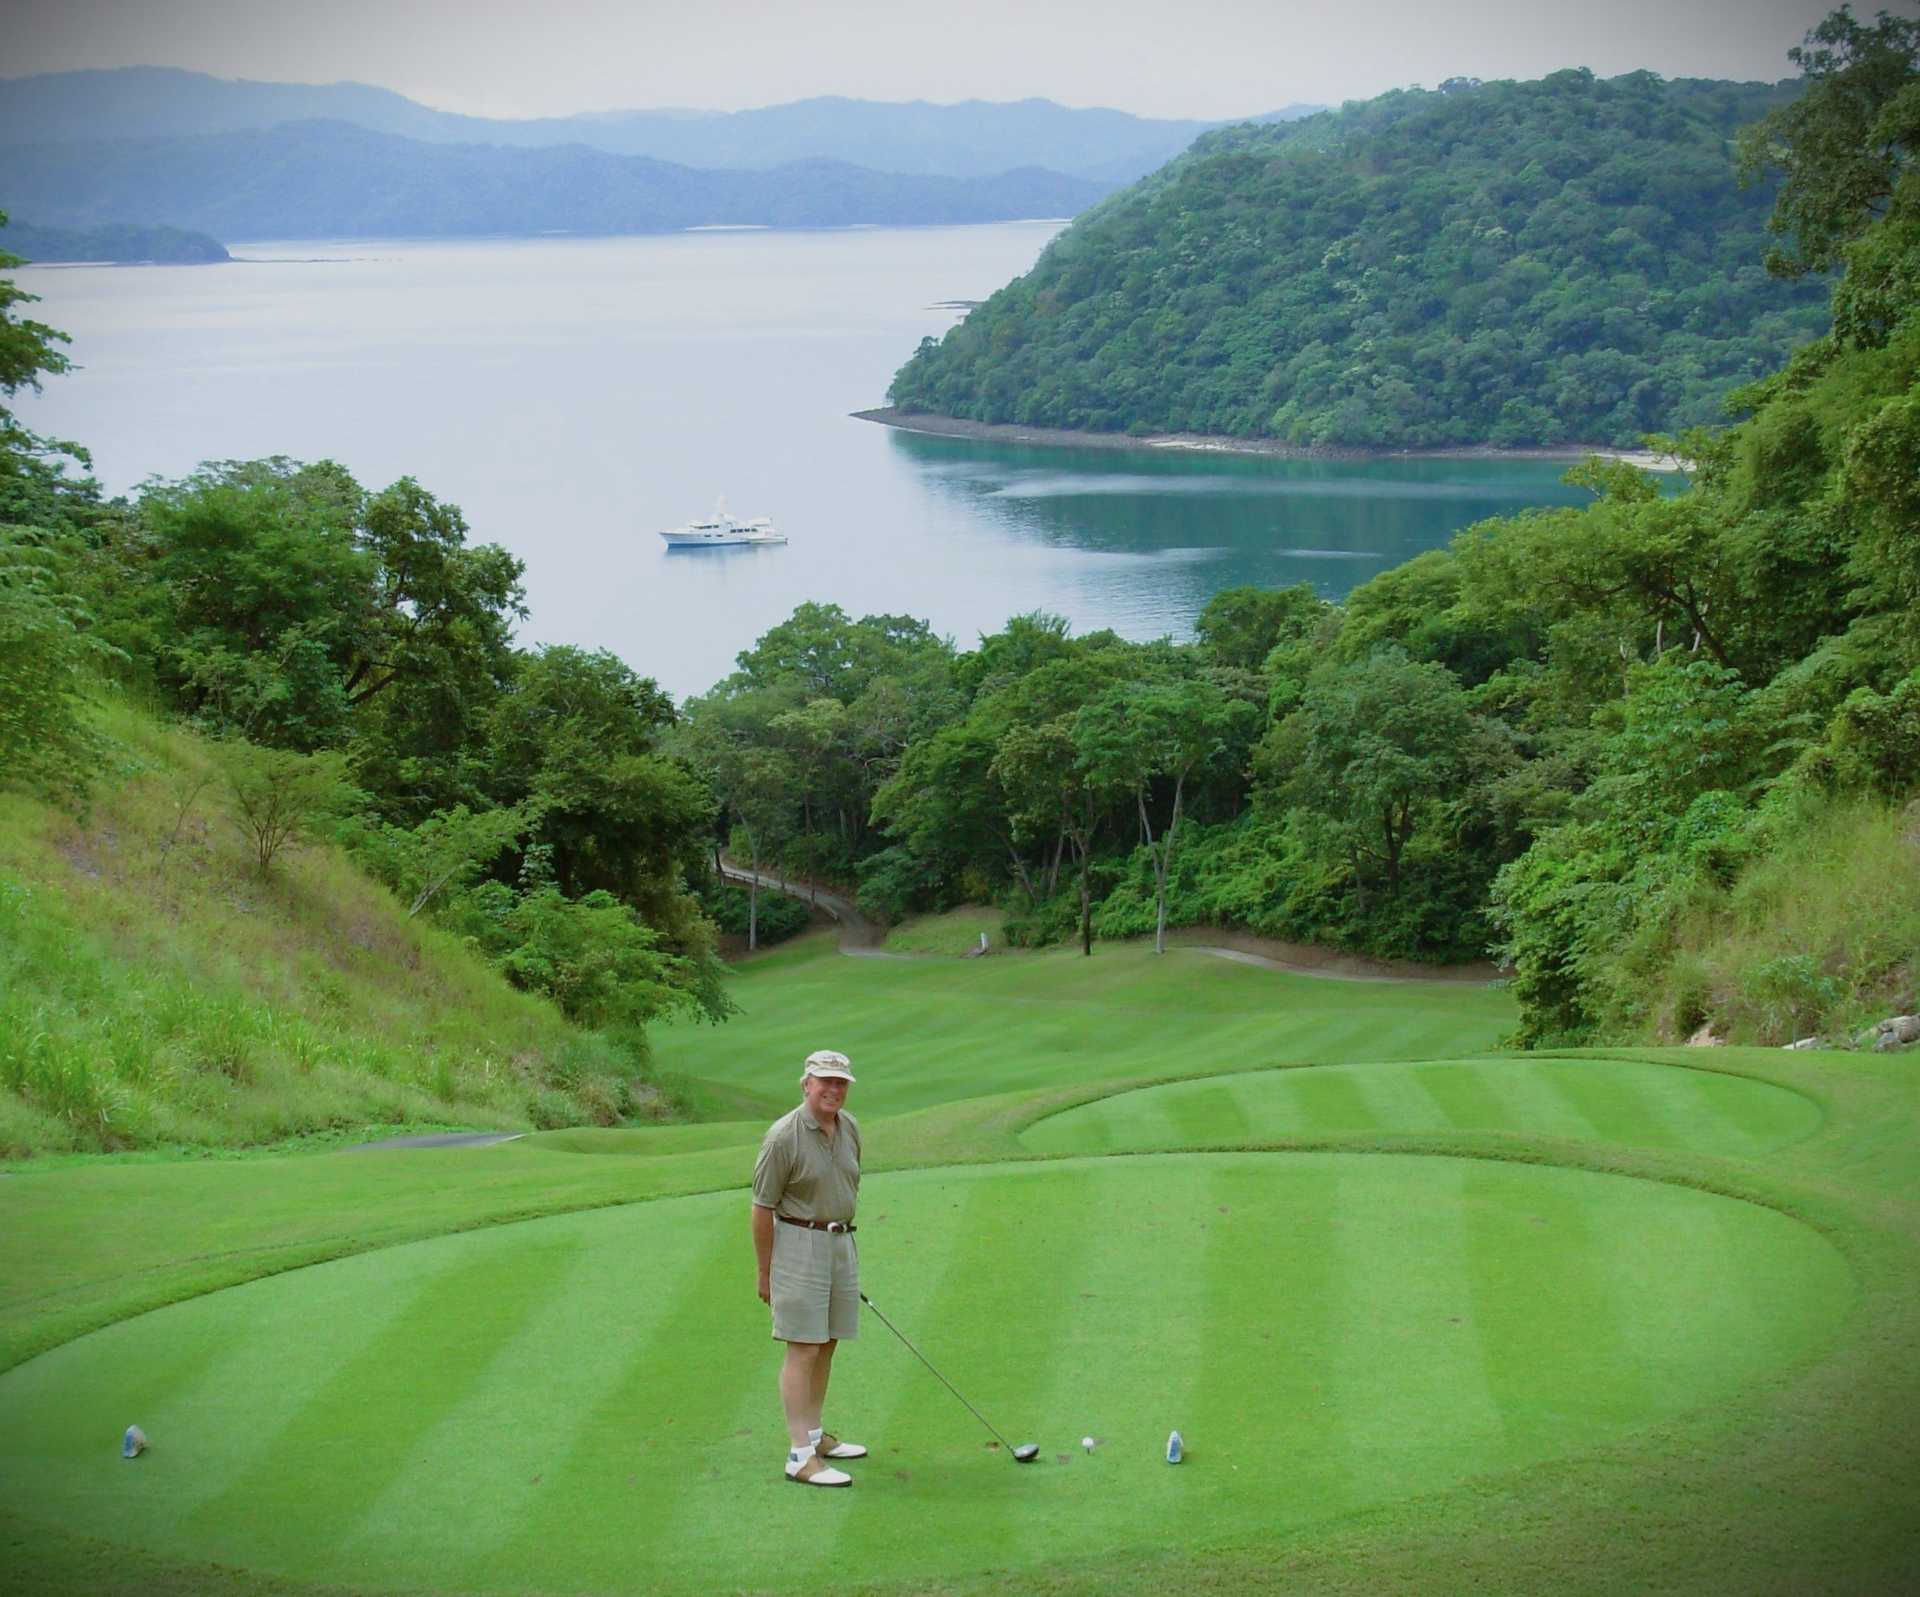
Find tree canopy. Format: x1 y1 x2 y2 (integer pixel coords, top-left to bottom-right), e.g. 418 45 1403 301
889 72 1831 448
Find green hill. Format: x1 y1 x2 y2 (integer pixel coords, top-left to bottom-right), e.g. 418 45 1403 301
0 218 228 264
0 700 677 1157
887 71 1831 448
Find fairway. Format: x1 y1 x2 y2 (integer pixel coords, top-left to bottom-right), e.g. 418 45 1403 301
4 934 1917 1596
0 1155 1849 1594
651 934 1516 1116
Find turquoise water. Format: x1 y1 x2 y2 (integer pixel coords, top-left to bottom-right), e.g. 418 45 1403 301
17 225 1607 697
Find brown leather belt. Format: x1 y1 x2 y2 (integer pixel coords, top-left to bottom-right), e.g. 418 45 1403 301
777 1214 856 1233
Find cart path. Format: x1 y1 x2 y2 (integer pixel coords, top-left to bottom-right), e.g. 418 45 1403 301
718 864 904 954
720 866 1499 984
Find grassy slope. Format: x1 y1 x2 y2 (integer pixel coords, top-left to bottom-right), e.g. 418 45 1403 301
651 930 1513 1116
2 937 1917 1593
0 702 638 1157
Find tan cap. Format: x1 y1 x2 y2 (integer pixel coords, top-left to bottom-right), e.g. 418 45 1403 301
803 1049 855 1082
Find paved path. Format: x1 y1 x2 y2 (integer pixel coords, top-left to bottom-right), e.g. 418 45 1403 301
718 864 907 955
720 865 1499 984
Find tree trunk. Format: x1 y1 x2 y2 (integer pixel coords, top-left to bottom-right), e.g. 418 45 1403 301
1079 849 1093 957
1153 778 1184 955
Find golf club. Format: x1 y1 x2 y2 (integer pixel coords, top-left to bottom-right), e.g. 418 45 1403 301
859 1291 1040 1463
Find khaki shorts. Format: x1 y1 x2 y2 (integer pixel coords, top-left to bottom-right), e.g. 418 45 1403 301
770 1221 860 1344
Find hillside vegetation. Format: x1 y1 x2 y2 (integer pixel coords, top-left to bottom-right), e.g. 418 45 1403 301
0 701 679 1157
1 219 228 264
889 70 1830 447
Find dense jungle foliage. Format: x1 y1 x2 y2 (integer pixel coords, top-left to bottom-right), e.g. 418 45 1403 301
3 8 1917 1097
888 70 1834 447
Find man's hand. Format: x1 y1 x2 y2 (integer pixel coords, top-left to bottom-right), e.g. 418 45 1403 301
757 1268 772 1304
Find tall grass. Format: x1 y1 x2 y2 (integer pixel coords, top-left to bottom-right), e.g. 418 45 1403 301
0 700 679 1157
1644 796 1920 1044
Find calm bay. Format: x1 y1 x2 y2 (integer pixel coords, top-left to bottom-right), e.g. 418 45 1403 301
16 224 1603 698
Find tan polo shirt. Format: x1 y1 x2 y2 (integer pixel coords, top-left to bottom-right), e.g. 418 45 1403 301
752 1103 862 1222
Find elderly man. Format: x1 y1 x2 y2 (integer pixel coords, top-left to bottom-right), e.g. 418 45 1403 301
752 1048 869 1487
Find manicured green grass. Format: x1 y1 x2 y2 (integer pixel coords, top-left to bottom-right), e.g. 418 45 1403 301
1020 1057 1823 1158
650 931 1517 1116
2 938 1917 1595
0 1154 1850 1595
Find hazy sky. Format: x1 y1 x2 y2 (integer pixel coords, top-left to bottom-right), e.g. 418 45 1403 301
3 0 1875 121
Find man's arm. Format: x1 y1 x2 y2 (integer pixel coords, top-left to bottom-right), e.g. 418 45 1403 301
752 1202 775 1303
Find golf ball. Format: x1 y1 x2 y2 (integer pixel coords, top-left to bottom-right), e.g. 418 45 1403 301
1082 1436 1095 1450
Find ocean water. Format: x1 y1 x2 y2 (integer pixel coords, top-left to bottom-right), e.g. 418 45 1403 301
15 224 1600 697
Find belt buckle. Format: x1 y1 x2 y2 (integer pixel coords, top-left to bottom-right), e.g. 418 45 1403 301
826 1221 847 1233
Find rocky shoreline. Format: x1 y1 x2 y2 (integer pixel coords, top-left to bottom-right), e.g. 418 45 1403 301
852 406 1684 472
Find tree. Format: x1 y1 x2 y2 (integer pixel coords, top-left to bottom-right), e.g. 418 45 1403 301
0 211 71 429
220 744 357 876
1737 7 1920 280
344 477 526 708
1075 678 1256 951
1193 584 1328 672
0 529 115 806
991 716 1107 955
353 799 543 919
1263 650 1474 897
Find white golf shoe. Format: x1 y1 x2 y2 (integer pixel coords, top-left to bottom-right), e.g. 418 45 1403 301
816 1430 868 1460
785 1447 852 1487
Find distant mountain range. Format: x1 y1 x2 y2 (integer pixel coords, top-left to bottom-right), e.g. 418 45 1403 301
0 121 1115 240
0 68 1321 183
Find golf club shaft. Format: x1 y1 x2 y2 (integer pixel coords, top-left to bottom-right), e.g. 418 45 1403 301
859 1291 1016 1452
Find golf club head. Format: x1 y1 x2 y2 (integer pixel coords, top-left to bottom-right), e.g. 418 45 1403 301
1013 1443 1040 1462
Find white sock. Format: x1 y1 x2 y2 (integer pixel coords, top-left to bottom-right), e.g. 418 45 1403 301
808 1428 823 1446
788 1443 815 1464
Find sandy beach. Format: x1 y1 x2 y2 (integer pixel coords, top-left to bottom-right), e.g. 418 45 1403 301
852 406 1687 473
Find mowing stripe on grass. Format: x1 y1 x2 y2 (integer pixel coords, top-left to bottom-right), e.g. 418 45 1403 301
1460 1163 1648 1444
1187 1159 1361 1520
1409 1060 1519 1133
1021 1060 1823 1159
1330 1159 1506 1492
182 1232 582 1574
475 1201 755 1592
0 1152 1854 1596
338 1203 727 1591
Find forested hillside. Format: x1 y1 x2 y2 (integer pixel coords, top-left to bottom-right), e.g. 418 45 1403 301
1 219 228 264
888 70 1831 447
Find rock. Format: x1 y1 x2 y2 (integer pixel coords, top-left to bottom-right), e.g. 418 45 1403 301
1860 1015 1920 1052
1685 1023 1726 1047
1783 1037 1826 1051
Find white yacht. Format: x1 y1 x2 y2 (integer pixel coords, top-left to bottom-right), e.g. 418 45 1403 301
659 504 786 547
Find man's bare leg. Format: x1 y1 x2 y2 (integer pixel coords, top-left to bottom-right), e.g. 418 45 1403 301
779 1340 835 1445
